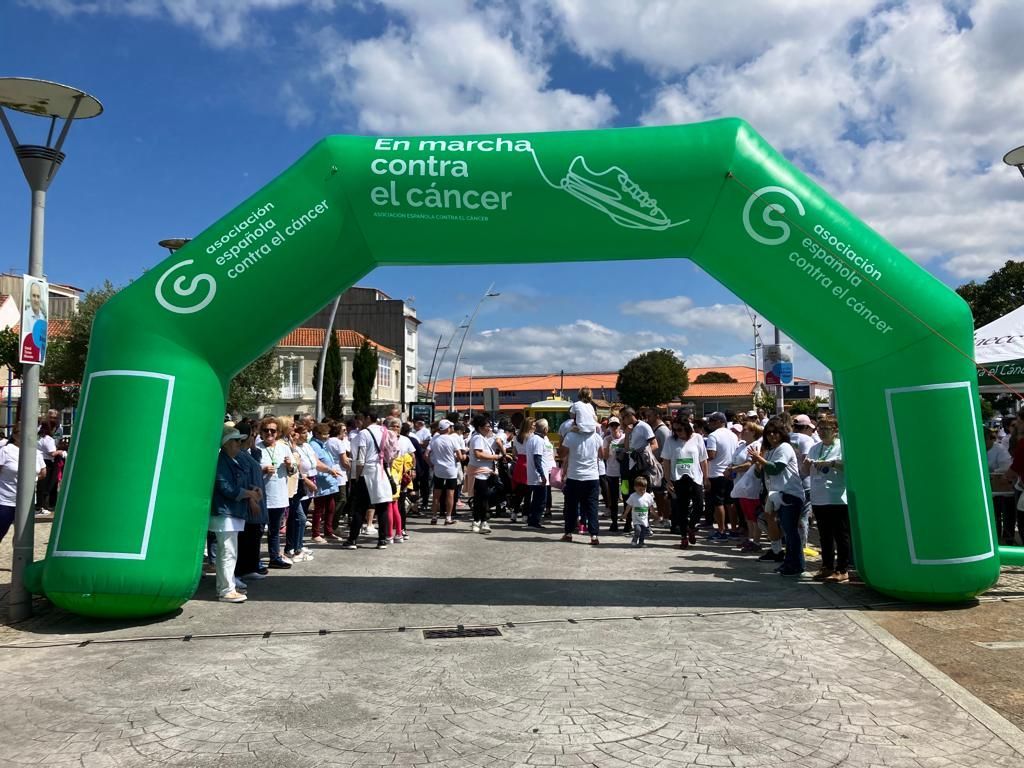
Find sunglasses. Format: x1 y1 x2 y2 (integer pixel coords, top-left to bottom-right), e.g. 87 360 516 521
261 428 277 434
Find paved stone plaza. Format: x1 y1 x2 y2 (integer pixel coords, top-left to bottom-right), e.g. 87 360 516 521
1 513 1023 767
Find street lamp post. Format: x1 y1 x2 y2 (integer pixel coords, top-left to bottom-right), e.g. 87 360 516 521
315 295 341 421
1003 146 1024 179
0 78 102 621
431 321 465 404
448 283 499 412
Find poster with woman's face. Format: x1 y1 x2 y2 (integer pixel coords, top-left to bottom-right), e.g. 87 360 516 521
20 276 48 365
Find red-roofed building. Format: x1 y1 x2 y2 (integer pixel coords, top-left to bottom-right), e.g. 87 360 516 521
442 366 832 416
260 327 402 417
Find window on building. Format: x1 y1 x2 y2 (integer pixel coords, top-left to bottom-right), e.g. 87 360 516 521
377 358 391 388
281 359 302 398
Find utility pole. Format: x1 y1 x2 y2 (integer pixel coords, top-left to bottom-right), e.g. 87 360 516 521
774 325 785 414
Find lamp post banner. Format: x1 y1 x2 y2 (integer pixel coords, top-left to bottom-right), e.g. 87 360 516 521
24 119 1003 617
19 275 48 365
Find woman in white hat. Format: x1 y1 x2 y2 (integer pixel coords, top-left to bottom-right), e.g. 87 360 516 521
210 428 261 603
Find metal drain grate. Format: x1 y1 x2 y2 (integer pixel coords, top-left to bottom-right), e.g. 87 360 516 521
422 626 502 640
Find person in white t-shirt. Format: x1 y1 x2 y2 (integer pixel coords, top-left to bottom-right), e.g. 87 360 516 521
0 427 45 542
468 414 502 533
620 407 656 495
568 387 598 434
602 417 627 531
730 421 764 553
427 419 464 525
748 419 805 575
804 415 850 582
259 417 295 568
412 419 431 445
625 477 654 546
557 429 605 544
524 419 553 528
661 419 708 549
986 427 1019 545
788 413 819 549
705 412 739 541
35 422 63 514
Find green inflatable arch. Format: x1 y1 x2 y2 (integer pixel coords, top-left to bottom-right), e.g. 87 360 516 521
24 118 1022 618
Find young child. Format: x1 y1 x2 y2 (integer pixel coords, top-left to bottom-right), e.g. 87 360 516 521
625 476 654 547
569 387 598 434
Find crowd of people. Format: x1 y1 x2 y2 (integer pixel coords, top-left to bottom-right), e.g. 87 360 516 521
208 391 853 604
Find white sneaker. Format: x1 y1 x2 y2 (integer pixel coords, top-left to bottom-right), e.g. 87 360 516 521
402 532 410 541
366 525 378 535
360 525 368 535
480 522 492 534
301 547 314 556
219 591 247 603
280 556 293 565
471 522 481 533
391 534 402 544
290 552 311 563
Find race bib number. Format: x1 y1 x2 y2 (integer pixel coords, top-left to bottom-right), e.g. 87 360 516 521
676 457 694 475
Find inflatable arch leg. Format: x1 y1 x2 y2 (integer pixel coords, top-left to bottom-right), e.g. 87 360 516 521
25 119 1012 618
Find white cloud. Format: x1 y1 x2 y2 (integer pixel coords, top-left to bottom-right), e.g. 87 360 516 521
419 316 687 379
621 296 752 339
560 0 1024 280
313 4 616 134
684 353 756 369
551 0 877 75
23 0 337 47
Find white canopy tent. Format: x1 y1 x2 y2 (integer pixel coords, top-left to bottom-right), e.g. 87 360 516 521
975 304 1024 395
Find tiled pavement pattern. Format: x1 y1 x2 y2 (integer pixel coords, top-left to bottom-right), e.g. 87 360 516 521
3 610 1022 767
1 513 1023 767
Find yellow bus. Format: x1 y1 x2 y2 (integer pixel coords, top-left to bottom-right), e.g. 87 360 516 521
523 396 612 449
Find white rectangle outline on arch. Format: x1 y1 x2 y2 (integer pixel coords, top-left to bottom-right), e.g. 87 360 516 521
52 370 174 560
885 381 994 566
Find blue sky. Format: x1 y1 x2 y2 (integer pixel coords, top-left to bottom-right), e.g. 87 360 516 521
2 0 1023 385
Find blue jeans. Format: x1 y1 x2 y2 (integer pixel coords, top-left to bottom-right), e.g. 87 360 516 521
778 493 806 572
267 506 287 561
286 494 309 553
563 478 600 536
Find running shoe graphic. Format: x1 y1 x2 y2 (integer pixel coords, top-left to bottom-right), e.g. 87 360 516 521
559 156 686 231
527 147 689 231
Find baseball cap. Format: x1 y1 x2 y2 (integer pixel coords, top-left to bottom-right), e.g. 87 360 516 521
793 414 816 428
608 416 620 425
438 419 453 431
746 410 758 417
221 428 245 445
730 423 743 434
708 411 727 423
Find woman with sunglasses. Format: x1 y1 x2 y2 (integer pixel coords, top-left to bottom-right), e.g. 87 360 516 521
747 418 805 575
259 417 294 569
661 419 708 548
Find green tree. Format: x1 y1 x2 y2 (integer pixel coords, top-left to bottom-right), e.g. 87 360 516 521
754 388 776 413
787 396 829 416
62 282 120 400
227 349 282 415
693 370 737 384
615 349 689 408
311 330 343 419
956 260 1024 328
351 339 378 415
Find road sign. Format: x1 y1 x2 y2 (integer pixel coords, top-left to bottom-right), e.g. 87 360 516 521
483 387 499 413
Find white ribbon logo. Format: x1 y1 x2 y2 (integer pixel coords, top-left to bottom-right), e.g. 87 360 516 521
742 185 805 246
155 259 217 315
